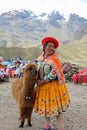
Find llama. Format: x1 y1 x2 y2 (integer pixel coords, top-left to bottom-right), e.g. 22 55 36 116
12 63 37 128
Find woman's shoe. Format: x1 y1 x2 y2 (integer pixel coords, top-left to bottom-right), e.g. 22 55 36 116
43 125 51 130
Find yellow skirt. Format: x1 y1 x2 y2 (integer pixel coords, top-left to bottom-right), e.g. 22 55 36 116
34 80 70 117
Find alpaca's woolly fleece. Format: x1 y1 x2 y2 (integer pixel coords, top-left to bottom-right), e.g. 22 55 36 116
12 63 37 128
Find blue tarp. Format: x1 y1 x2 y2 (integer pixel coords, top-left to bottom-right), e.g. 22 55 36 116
1 61 10 66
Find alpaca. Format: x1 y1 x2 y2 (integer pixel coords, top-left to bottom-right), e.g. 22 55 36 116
12 63 37 128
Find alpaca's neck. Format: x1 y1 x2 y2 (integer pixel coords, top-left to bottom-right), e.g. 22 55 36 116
23 76 36 92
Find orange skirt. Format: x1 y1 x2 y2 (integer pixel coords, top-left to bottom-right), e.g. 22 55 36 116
34 80 70 117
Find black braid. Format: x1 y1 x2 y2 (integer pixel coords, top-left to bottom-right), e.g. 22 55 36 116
43 42 49 52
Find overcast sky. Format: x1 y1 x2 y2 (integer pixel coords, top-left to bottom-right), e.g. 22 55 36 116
0 0 87 19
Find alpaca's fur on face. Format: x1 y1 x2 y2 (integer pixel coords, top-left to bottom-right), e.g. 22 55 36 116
12 63 37 128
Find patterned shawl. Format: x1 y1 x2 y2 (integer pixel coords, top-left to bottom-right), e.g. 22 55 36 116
36 52 64 82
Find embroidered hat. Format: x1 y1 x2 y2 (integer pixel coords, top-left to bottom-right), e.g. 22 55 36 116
42 36 59 49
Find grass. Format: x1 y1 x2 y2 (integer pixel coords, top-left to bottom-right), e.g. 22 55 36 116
0 41 87 68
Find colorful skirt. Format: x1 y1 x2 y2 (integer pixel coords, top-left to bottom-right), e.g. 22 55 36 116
34 80 70 117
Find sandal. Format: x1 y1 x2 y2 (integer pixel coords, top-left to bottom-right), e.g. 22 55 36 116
43 125 51 130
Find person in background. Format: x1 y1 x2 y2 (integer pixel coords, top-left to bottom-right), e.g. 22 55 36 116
34 36 70 130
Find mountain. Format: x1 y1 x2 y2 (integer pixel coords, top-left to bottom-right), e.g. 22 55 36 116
67 13 87 39
0 9 87 47
0 9 87 67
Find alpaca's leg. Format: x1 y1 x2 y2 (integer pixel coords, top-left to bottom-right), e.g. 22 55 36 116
27 114 32 126
19 120 24 128
19 107 25 128
27 108 33 127
27 120 32 127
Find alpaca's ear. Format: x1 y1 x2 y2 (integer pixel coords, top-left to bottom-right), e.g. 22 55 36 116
23 68 25 73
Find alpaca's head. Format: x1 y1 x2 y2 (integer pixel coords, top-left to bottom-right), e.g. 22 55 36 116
24 63 37 78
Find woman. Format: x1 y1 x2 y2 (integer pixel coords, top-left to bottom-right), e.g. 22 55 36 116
34 36 70 130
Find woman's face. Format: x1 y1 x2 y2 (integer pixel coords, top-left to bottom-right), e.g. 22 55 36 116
45 42 55 56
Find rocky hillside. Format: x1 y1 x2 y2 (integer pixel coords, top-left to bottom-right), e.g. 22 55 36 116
0 9 87 47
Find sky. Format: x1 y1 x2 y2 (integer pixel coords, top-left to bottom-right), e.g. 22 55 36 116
0 0 87 20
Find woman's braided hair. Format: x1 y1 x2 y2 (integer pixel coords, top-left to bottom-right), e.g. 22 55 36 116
43 42 49 52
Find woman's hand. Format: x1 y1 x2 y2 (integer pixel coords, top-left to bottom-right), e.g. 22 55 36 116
38 80 45 86
58 78 65 85
58 79 63 85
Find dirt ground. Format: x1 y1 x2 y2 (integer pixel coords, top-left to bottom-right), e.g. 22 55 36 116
0 78 87 130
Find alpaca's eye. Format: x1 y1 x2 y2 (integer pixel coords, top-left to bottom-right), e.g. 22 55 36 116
28 67 32 70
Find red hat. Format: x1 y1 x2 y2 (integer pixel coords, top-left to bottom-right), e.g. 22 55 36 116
42 36 59 49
